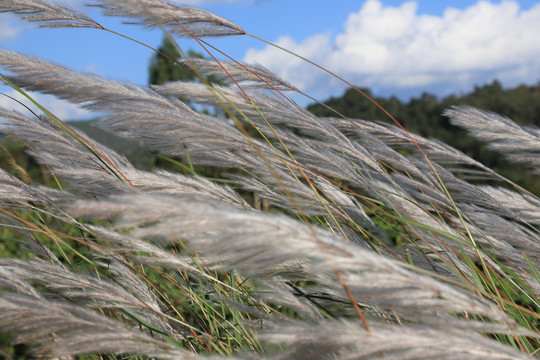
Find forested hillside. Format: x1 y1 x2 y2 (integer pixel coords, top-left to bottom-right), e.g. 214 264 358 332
308 80 540 194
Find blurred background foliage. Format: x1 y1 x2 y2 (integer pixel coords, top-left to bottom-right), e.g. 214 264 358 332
2 37 540 264
308 79 540 195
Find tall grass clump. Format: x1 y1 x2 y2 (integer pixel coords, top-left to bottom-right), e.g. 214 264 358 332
0 0 539 359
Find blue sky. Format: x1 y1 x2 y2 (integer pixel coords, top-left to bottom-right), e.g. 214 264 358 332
1 0 540 119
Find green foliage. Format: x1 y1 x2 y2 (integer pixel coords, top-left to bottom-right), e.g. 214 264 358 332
307 80 540 194
148 37 202 86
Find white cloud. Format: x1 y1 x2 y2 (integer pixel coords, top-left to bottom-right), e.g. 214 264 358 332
243 0 540 99
245 33 334 91
0 89 92 121
0 14 21 41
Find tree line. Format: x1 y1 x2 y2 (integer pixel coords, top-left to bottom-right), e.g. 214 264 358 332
307 80 540 194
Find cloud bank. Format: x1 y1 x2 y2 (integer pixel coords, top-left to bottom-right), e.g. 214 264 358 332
0 15 21 41
0 89 92 121
244 0 540 99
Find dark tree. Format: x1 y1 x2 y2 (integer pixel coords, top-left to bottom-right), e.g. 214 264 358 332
148 36 203 85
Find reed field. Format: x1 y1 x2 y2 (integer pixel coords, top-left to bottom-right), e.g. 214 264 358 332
0 0 539 358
